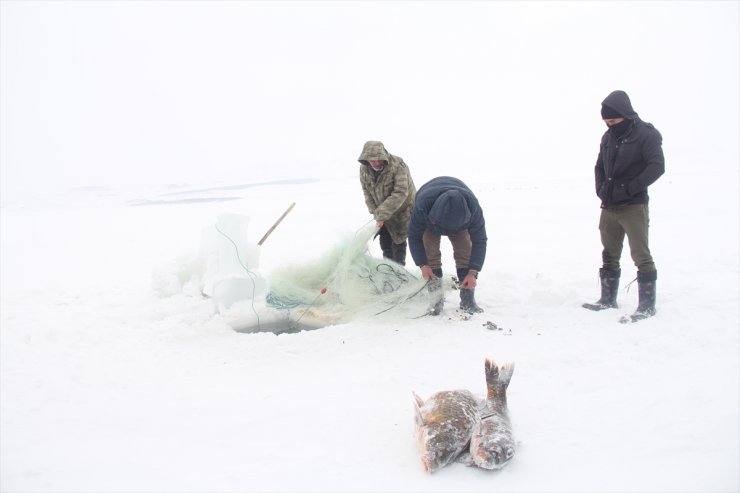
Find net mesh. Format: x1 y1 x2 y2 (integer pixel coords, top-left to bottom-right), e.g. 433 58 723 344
152 215 441 333
265 222 432 326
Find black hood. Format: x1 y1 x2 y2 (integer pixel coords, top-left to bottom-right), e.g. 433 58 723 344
601 90 639 120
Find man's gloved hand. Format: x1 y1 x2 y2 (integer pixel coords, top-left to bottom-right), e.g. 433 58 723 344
460 270 478 289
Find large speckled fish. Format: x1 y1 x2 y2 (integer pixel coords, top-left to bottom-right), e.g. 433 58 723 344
469 359 516 469
413 389 479 473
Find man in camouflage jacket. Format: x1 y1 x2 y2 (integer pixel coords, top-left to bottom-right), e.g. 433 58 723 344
357 141 416 265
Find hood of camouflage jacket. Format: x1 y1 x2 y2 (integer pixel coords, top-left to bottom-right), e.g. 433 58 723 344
358 141 391 166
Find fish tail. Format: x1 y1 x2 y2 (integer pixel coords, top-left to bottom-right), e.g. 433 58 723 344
484 358 515 400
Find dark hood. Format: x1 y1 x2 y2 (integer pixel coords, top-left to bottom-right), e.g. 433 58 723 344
601 90 639 120
428 190 471 234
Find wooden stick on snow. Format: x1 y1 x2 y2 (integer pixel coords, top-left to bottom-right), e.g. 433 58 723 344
257 202 296 246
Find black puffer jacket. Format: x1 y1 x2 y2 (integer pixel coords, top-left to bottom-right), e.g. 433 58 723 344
595 90 665 209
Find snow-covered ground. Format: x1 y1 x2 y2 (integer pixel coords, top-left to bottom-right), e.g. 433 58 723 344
2 1 738 492
1 163 738 492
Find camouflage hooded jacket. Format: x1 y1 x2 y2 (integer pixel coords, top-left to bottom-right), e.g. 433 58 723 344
357 141 417 244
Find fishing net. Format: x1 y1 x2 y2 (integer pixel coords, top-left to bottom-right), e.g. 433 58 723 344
153 214 441 333
264 222 432 329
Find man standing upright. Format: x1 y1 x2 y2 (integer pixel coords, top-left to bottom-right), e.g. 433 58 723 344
583 90 665 322
357 141 417 266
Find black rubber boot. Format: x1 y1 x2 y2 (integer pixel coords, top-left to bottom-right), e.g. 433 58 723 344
629 270 657 322
427 268 444 316
459 288 484 314
391 241 407 266
583 268 621 311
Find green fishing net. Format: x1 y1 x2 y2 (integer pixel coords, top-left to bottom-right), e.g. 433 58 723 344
153 214 439 333
265 222 431 327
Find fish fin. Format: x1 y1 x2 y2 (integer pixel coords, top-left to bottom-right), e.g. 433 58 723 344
412 391 425 408
484 358 499 379
499 361 515 387
484 358 499 400
412 391 425 425
485 358 515 383
484 358 515 399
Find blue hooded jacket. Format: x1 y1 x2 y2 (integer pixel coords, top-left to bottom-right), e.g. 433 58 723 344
408 176 487 271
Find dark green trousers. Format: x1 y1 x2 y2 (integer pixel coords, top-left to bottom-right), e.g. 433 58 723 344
599 203 656 273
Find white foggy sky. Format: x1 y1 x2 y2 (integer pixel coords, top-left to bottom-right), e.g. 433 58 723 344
1 1 738 198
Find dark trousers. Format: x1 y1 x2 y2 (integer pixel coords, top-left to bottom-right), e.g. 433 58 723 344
378 226 407 266
599 203 656 272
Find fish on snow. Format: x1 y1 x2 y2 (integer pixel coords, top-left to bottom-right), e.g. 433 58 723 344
413 388 479 473
469 358 516 470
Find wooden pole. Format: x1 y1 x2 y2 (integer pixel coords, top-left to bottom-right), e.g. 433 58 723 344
257 202 296 246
